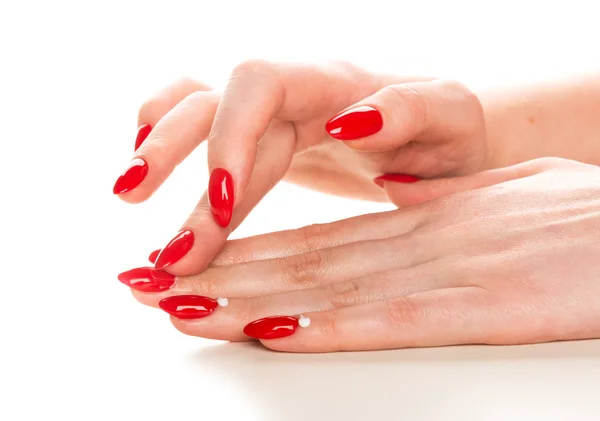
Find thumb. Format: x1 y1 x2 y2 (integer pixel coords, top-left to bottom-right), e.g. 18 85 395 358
325 79 483 153
376 158 567 207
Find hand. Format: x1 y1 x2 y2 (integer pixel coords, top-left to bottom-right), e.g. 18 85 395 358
113 61 486 275
125 158 600 352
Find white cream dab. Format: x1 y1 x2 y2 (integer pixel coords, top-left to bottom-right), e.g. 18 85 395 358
298 315 311 328
216 297 229 307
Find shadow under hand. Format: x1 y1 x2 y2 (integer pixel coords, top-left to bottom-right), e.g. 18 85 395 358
186 340 600 421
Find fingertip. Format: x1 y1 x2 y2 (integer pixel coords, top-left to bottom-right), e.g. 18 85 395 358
374 174 421 186
134 124 153 151
170 314 250 342
325 105 383 141
154 229 195 270
130 288 168 308
208 168 234 228
148 249 161 264
112 158 149 195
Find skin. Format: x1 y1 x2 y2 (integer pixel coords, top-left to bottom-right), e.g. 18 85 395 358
116 63 600 278
118 62 600 352
132 158 600 352
117 62 488 275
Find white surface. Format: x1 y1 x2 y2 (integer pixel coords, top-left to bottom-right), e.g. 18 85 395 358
1 1 600 420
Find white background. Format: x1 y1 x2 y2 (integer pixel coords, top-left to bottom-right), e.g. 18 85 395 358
1 1 600 420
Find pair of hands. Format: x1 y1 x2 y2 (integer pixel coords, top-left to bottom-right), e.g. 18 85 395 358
116 61 600 352
116 61 487 275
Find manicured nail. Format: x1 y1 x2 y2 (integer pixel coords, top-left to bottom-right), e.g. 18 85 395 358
159 295 219 319
148 249 161 264
113 158 148 194
134 124 152 151
117 267 175 292
154 229 194 269
208 168 234 228
374 173 420 187
326 105 383 140
243 315 299 340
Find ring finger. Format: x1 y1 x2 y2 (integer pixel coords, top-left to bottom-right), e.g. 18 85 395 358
165 260 463 341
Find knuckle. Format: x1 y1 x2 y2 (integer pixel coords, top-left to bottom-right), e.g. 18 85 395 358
325 280 362 310
296 223 333 254
384 296 420 327
211 240 248 267
444 79 483 112
319 310 339 337
232 59 277 79
239 297 257 325
137 97 163 123
438 79 471 96
285 249 326 287
183 89 217 105
327 60 367 78
189 273 219 297
529 157 574 171
383 84 428 131
175 76 211 91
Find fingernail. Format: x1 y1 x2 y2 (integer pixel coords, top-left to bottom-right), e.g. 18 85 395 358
148 249 161 264
154 229 194 269
159 295 219 319
112 158 148 194
243 316 299 340
374 173 420 187
134 124 152 151
326 105 383 140
117 267 175 292
208 168 234 228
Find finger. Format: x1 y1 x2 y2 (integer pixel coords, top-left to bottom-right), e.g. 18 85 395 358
135 78 210 150
152 121 296 274
148 249 160 264
204 61 380 228
136 218 446 306
210 207 424 267
163 262 460 342
113 90 220 202
177 233 440 297
325 79 482 153
256 287 491 352
378 157 572 207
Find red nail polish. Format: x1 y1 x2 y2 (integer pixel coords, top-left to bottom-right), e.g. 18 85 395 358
326 105 383 140
134 124 152 151
113 158 149 194
208 168 234 228
159 295 218 319
117 267 175 292
148 249 161 264
154 229 195 269
374 174 420 187
243 316 299 340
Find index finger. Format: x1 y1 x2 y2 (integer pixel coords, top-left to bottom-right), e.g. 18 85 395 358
205 60 378 227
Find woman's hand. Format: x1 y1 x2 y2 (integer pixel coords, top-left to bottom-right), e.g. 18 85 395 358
113 62 486 275
125 158 600 352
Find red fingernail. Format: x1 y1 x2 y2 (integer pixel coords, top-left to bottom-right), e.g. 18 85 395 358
159 295 218 319
326 105 383 141
113 158 149 194
148 249 161 264
374 173 420 187
134 124 152 151
243 316 299 340
154 229 195 269
117 267 175 292
208 168 234 228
